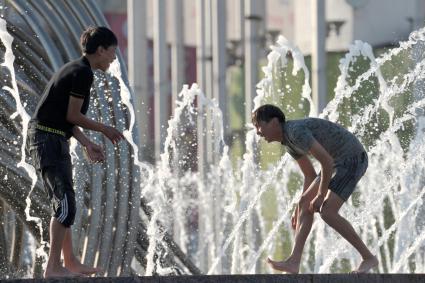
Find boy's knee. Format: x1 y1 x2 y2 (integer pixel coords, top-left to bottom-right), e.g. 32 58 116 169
319 205 335 222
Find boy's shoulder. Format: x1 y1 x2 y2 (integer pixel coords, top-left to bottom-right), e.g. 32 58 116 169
54 57 93 84
287 118 339 131
285 118 345 141
58 57 92 75
285 118 317 132
284 119 314 141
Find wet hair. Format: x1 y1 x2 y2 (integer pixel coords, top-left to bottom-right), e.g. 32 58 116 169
80 26 118 54
252 104 286 126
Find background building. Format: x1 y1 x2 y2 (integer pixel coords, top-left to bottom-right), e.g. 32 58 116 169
95 0 425 162
98 0 425 56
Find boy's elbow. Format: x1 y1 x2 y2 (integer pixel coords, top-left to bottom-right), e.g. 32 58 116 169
328 156 334 167
321 157 334 172
326 159 334 171
66 112 80 125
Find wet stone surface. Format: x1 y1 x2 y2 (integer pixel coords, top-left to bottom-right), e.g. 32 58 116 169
3 274 425 283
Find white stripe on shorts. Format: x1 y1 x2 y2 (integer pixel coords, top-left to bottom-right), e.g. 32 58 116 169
58 194 68 223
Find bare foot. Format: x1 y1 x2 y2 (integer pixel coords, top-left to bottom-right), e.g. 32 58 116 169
65 260 103 275
266 257 299 274
352 255 379 273
44 265 84 278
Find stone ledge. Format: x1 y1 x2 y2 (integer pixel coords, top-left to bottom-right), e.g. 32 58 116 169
3 274 425 283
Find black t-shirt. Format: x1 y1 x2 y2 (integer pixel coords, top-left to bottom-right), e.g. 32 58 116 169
32 56 93 138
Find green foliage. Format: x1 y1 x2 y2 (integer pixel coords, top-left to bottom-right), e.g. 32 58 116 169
228 66 245 130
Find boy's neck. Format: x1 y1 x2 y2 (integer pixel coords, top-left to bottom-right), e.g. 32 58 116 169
84 54 99 70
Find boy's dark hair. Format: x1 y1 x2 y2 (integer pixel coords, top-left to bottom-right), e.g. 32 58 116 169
252 104 286 126
80 26 118 54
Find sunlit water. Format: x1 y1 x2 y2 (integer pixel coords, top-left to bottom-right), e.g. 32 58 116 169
144 29 425 274
0 18 49 267
2 14 425 276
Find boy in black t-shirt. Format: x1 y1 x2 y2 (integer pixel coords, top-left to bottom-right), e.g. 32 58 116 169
27 26 124 278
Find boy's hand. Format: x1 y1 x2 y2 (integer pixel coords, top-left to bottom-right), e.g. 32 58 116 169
309 194 325 213
101 125 125 144
83 142 105 163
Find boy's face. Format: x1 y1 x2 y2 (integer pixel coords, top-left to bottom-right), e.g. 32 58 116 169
255 118 282 142
97 45 117 71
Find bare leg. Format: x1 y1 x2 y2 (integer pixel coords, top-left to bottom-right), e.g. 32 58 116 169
44 218 81 278
320 191 378 273
267 179 320 273
63 228 103 275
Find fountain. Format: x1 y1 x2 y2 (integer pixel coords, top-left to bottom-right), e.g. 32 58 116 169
0 0 196 278
1 0 425 280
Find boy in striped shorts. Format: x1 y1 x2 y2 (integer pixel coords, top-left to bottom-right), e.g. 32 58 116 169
252 104 378 274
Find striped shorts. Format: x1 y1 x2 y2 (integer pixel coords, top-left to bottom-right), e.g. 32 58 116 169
320 151 368 201
26 126 76 227
41 163 76 227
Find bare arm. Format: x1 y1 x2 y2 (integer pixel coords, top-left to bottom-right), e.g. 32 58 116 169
296 155 317 192
67 96 124 144
290 156 317 230
67 96 105 133
308 139 334 197
72 126 105 163
72 126 91 147
308 139 334 212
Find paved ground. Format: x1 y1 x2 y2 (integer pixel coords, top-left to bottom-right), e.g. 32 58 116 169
3 274 425 283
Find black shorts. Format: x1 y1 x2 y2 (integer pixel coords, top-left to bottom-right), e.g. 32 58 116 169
329 151 368 201
26 125 76 227
317 151 368 201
